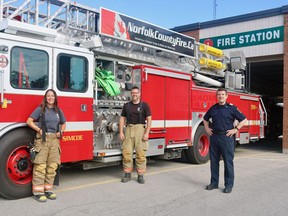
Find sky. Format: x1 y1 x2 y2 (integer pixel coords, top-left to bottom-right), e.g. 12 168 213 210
76 0 288 29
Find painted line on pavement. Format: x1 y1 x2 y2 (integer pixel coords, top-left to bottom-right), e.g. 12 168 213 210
56 151 279 193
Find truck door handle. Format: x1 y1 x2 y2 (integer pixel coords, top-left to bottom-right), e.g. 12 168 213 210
150 129 166 134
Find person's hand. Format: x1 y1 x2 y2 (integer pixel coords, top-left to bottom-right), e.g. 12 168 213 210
226 128 238 137
119 132 125 141
205 127 213 136
142 133 149 141
56 132 61 138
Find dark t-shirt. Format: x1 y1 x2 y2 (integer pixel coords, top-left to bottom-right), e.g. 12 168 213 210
121 101 151 124
30 106 66 133
203 103 246 131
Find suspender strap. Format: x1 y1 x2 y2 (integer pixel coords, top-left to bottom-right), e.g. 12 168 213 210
139 102 143 123
40 111 46 142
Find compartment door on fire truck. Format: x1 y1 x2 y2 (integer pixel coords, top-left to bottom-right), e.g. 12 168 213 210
141 66 191 146
53 48 95 163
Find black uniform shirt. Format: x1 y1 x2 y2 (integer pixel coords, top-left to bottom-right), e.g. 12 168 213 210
121 101 151 124
203 103 246 131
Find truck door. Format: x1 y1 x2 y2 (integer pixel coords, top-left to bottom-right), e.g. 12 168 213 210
140 67 166 138
53 48 95 162
141 66 191 146
0 39 52 123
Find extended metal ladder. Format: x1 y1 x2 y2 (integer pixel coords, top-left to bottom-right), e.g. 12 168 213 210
0 0 244 89
0 0 98 41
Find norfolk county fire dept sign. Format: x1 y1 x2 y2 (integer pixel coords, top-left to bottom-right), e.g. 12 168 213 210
100 8 195 57
200 26 284 50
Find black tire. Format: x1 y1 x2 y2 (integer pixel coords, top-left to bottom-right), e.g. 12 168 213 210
0 128 35 199
185 126 210 164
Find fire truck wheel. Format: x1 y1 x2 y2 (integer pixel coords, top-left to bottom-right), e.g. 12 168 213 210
0 128 34 199
185 126 210 164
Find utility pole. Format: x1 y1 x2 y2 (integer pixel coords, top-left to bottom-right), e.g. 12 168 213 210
213 0 217 20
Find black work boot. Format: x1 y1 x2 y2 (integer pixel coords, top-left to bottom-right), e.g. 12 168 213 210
121 173 131 183
137 175 145 184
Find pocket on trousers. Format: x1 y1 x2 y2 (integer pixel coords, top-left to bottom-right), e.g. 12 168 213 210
142 141 149 151
34 139 42 153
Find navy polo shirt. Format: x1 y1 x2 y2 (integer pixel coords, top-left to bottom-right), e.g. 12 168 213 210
203 103 246 131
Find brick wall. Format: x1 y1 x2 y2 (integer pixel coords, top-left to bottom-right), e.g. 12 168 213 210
181 30 199 42
283 14 288 153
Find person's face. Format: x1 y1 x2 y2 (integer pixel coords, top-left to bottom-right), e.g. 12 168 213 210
46 91 55 106
216 90 228 105
131 89 140 102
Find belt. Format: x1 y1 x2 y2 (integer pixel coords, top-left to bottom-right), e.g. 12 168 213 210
213 131 227 135
126 124 146 128
45 132 57 137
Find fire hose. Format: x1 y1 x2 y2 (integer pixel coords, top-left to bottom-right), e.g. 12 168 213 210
95 67 121 96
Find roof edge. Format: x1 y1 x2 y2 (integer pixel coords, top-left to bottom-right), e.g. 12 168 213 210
171 5 288 32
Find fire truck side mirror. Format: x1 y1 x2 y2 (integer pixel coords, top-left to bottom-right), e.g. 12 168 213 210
0 45 8 54
125 83 133 90
82 35 103 49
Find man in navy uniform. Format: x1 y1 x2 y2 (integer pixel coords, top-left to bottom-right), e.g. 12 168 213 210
203 88 247 193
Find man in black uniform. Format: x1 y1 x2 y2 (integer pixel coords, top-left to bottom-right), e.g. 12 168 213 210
119 86 152 184
203 88 247 193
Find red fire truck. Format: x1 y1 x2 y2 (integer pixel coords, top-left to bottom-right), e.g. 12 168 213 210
0 0 266 199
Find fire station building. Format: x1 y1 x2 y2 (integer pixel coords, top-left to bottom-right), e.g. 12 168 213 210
172 5 288 153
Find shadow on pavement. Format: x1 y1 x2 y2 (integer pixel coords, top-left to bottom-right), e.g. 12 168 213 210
237 138 282 153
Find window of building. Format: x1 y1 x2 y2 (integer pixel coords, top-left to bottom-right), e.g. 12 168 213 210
10 47 49 89
57 54 88 92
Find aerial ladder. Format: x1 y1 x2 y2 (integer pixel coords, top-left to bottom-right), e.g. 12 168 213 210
0 0 246 90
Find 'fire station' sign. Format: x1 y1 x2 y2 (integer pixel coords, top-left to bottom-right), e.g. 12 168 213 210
200 26 284 50
100 8 195 57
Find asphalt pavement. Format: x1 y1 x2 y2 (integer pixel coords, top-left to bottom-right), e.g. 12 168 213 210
0 139 287 216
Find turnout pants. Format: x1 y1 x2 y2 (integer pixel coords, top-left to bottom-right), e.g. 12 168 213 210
32 133 61 195
209 134 235 189
122 124 149 175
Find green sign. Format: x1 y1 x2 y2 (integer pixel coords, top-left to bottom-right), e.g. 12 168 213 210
200 26 284 50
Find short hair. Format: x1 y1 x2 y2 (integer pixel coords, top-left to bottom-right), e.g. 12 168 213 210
216 88 227 94
131 86 139 91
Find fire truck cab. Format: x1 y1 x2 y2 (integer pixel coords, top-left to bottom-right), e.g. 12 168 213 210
0 0 266 199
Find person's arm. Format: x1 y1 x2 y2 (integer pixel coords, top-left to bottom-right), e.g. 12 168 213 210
57 122 66 138
226 118 247 137
27 117 42 135
60 123 66 133
119 116 126 141
235 118 247 130
227 105 247 137
57 109 67 137
143 116 152 141
203 119 213 136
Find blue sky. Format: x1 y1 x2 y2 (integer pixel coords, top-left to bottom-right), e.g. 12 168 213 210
77 0 288 29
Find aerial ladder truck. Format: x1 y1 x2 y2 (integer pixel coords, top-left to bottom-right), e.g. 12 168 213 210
0 0 266 199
